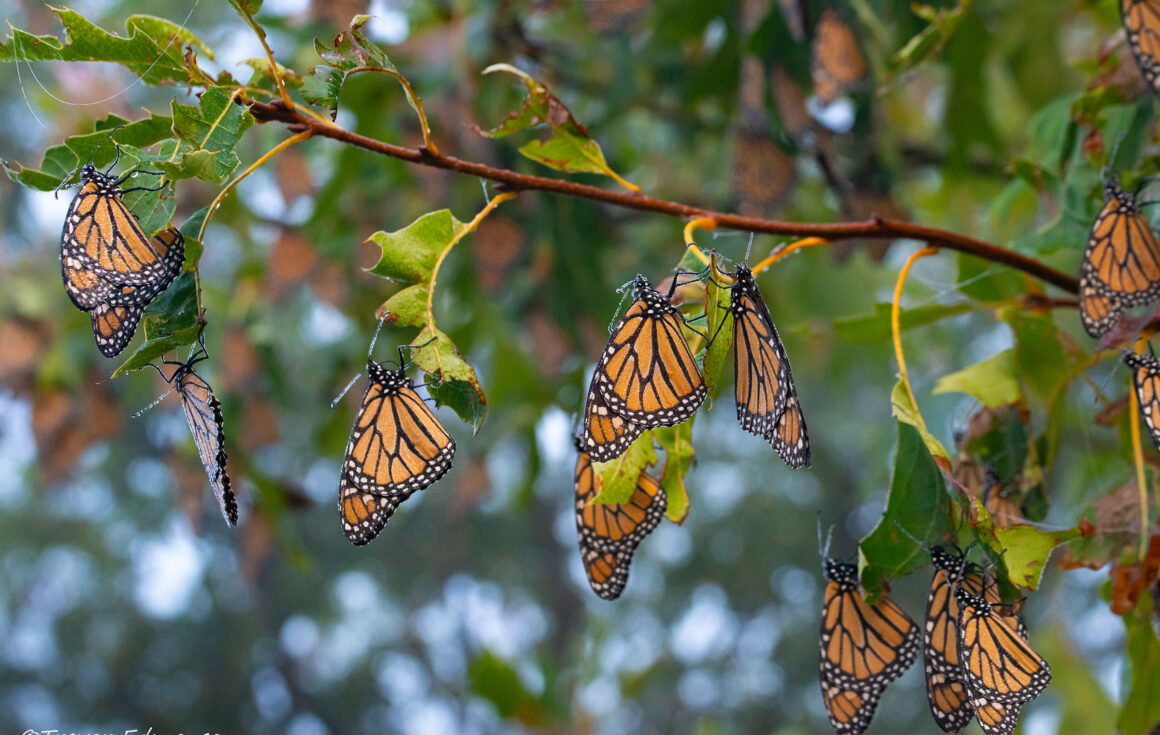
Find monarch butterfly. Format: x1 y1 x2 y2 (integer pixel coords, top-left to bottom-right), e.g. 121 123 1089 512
145 343 237 525
1078 178 1160 337
821 682 880 735
339 349 456 546
811 8 868 103
967 697 1020 735
730 264 791 438
954 585 1050 706
579 361 645 462
574 445 666 600
595 274 707 427
1122 0 1160 98
63 226 185 357
923 547 1027 732
819 557 920 691
770 391 811 468
60 161 176 285
983 485 1025 530
1124 350 1160 454
819 557 918 734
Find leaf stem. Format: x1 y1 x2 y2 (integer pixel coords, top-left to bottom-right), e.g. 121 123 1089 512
752 236 832 274
1130 339 1149 561
683 217 717 265
892 247 939 434
347 66 439 155
424 191 519 378
195 130 313 315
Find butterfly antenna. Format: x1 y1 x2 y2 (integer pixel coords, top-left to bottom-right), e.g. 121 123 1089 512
132 382 179 418
608 280 636 333
816 517 834 559
366 312 388 359
331 373 363 409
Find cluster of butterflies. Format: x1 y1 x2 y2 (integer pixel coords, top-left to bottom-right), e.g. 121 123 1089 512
57 153 237 526
574 265 810 599
819 542 1051 735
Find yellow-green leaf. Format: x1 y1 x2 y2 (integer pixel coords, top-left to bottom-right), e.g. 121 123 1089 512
932 349 1021 407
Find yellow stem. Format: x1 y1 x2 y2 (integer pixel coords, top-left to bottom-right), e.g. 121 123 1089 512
1131 338 1150 561
892 247 939 432
683 217 717 266
605 167 640 193
195 130 313 314
347 67 440 155
751 236 831 274
425 191 519 378
244 14 293 109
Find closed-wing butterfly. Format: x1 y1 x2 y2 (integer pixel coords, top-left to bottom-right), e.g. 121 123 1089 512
1078 177 1160 338
594 274 707 427
338 336 456 546
954 585 1050 707
817 540 919 734
1124 349 1160 454
574 444 666 600
1122 0 1160 98
142 339 237 526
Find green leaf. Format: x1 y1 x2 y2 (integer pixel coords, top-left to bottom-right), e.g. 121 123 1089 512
0 10 211 86
833 302 974 343
366 210 464 283
593 434 658 505
887 0 968 78
378 284 429 327
991 518 1086 590
517 135 617 177
890 380 950 463
427 380 487 435
119 181 178 237
170 87 255 183
480 64 636 189
970 497 1086 590
112 272 201 377
655 422 694 523
859 422 953 598
409 329 487 429
999 308 1072 406
932 350 1021 407
4 113 175 191
302 15 426 125
1119 594 1160 734
702 270 733 400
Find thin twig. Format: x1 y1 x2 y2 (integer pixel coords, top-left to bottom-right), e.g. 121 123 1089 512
247 100 1079 295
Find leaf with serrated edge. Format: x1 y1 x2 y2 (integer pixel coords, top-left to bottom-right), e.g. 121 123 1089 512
367 210 465 283
0 9 211 85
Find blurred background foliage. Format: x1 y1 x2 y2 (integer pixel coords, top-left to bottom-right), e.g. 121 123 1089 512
0 0 1158 732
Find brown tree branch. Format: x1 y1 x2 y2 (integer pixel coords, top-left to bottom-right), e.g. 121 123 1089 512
249 100 1079 294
